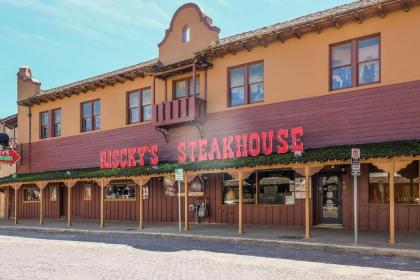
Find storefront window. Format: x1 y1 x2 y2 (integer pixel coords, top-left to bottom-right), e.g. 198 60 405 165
223 169 297 205
105 184 136 200
223 173 255 204
258 170 296 205
50 186 57 202
369 162 419 204
23 187 40 202
84 184 92 201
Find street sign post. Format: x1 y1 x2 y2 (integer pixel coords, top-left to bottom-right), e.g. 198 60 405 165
351 148 361 245
0 149 20 164
175 168 184 232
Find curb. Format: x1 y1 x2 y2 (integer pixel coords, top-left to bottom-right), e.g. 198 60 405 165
1 225 419 260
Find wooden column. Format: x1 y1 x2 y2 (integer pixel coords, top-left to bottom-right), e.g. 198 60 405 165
151 75 156 105
204 69 207 100
138 177 146 230
164 79 168 102
389 159 396 244
14 184 19 224
238 171 244 235
192 63 196 97
66 180 73 227
304 166 310 239
184 174 189 231
100 180 105 228
5 186 9 219
39 184 44 225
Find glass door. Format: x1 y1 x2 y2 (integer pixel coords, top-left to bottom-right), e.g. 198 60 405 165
319 174 342 224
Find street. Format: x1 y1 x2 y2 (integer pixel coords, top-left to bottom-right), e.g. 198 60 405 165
0 231 419 280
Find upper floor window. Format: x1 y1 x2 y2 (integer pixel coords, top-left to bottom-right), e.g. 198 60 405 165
81 99 100 132
127 88 152 124
52 109 61 137
174 76 200 99
228 61 264 107
40 111 49 139
330 34 380 91
182 26 191 43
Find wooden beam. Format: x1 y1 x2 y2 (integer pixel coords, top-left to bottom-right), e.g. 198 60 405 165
238 171 243 234
330 15 341 29
67 181 72 226
353 10 363 24
257 37 268 47
241 42 251 52
120 73 134 81
401 0 410 12
100 179 105 228
5 187 9 219
311 22 321 34
304 166 310 239
389 159 395 244
14 184 19 224
138 177 144 230
292 28 301 39
377 3 386 18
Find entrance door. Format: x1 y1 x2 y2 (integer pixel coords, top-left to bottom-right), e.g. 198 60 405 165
319 174 342 224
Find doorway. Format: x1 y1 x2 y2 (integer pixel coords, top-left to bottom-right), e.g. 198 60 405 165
0 191 5 218
318 173 342 224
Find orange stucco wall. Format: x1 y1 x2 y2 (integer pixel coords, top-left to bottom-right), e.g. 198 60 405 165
20 5 420 144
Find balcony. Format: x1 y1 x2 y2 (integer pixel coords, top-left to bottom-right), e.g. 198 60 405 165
152 95 207 128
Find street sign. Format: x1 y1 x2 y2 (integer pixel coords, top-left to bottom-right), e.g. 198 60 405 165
351 148 360 176
174 168 184 233
0 149 20 164
175 168 184 181
351 148 360 246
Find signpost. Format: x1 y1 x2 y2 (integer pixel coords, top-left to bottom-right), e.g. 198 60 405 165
351 148 361 245
175 168 184 232
0 149 20 164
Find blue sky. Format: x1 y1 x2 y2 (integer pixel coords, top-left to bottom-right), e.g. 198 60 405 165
0 0 352 119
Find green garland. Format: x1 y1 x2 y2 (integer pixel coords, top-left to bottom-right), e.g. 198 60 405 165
1 139 420 184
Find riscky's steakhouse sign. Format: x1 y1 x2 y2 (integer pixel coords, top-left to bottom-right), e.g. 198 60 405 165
100 127 303 169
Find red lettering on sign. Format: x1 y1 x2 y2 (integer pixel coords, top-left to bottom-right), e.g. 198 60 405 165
276 129 289 153
222 136 234 159
187 141 197 162
261 130 274 156
249 132 261 157
150 145 159 165
235 134 248 158
291 127 304 152
208 138 221 160
198 139 208 161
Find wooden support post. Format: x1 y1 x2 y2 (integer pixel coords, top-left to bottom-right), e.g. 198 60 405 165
184 175 189 231
238 171 244 235
192 63 196 97
389 159 396 244
39 185 44 225
304 166 311 239
14 184 19 225
138 178 144 230
67 181 72 227
418 161 420 202
5 186 9 219
100 179 105 228
204 70 207 100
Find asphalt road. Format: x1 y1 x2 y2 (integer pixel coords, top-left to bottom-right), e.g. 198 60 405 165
0 230 419 280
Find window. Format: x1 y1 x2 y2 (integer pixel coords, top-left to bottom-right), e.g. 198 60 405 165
40 111 49 139
228 62 264 106
52 109 61 137
23 187 40 202
81 100 100 132
50 186 57 202
330 34 380 90
127 88 152 124
223 169 297 205
369 162 419 204
84 184 92 201
174 76 200 99
182 25 191 43
105 184 136 200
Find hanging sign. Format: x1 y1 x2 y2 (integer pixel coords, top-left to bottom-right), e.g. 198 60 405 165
175 168 184 181
0 149 21 164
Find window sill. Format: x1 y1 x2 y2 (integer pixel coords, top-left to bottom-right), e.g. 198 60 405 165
126 120 151 127
227 100 265 110
329 81 380 93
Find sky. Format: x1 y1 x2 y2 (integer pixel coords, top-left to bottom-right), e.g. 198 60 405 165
0 0 352 119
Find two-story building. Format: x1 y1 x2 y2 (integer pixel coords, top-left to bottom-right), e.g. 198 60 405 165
0 114 18 219
1 0 420 243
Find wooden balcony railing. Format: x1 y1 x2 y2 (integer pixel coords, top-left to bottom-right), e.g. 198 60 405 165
152 95 207 127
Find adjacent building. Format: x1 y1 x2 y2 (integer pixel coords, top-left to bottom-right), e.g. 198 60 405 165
1 0 420 243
